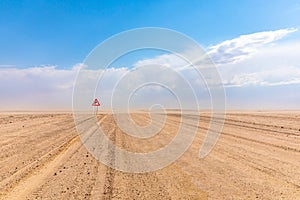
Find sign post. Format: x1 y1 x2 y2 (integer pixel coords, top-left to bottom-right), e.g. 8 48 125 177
92 98 101 115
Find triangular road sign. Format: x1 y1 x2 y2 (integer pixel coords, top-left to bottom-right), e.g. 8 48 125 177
92 98 100 106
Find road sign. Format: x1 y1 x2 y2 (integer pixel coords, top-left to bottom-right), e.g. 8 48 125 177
92 98 100 106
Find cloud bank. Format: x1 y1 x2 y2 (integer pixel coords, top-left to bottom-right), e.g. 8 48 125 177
1 28 299 110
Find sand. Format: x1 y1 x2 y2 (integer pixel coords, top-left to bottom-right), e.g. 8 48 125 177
0 112 299 199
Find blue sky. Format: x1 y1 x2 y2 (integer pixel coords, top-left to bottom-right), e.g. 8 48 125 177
1 1 300 110
1 0 300 68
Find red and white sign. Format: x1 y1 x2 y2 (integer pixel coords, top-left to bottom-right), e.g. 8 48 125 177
92 98 100 106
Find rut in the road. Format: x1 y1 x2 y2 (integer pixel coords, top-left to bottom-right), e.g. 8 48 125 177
102 128 117 199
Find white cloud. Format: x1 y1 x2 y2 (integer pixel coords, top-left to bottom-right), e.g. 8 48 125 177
1 28 299 110
208 28 297 65
223 66 300 87
133 53 190 70
131 28 300 88
0 66 77 110
0 65 134 110
219 40 300 87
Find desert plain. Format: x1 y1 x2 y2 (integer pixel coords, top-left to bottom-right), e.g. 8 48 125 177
0 111 299 199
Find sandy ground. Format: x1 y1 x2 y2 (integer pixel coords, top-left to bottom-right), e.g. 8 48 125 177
0 112 299 199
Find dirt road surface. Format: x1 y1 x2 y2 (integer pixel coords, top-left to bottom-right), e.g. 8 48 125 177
0 112 299 199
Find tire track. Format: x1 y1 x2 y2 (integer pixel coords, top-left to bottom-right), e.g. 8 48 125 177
0 114 108 200
102 116 117 200
0 135 80 200
0 127 77 196
168 113 300 136
30 114 109 200
113 113 204 199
